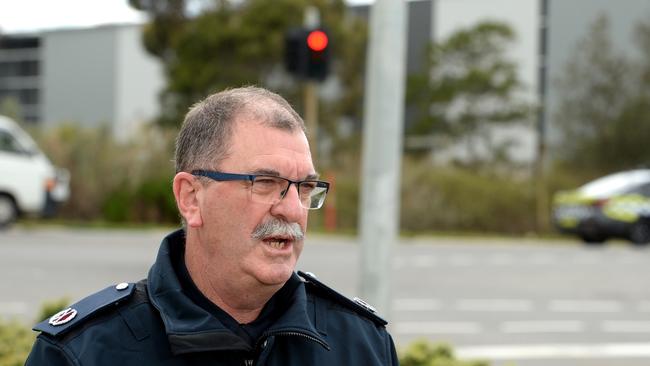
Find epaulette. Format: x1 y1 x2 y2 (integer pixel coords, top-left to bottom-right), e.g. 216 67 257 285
33 282 136 337
297 270 388 327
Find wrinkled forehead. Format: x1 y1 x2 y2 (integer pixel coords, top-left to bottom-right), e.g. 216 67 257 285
225 118 314 178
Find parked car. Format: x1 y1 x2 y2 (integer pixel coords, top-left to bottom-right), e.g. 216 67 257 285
552 169 650 245
0 115 70 228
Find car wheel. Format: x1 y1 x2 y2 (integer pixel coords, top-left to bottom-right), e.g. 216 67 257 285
0 195 18 229
629 220 650 246
580 233 606 245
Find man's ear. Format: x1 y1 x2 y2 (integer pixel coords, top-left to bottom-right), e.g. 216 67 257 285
173 172 203 227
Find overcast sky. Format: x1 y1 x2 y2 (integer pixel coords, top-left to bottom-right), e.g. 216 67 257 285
0 0 146 33
0 0 373 33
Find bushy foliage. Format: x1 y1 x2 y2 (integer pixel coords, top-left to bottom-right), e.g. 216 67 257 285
32 123 179 225
400 160 536 234
325 158 536 235
0 297 69 366
554 15 650 174
129 0 367 130
407 21 531 162
0 320 34 366
399 340 489 366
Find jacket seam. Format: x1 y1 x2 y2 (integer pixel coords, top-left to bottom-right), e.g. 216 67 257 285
37 335 81 366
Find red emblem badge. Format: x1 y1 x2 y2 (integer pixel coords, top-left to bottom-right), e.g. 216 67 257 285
49 308 77 326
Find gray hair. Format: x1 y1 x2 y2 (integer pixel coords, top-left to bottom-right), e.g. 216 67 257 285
175 86 306 173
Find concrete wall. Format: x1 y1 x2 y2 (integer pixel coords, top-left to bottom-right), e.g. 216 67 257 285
41 24 164 142
113 25 164 141
41 26 117 129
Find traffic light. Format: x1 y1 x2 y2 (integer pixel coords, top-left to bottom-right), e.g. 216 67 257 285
284 27 330 81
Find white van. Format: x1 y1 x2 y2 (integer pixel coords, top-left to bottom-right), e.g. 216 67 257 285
0 115 70 227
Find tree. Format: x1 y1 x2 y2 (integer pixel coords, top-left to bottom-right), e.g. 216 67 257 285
407 21 531 163
553 15 650 174
129 0 367 136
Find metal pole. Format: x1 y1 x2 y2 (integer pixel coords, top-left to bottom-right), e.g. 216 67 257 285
359 0 407 316
304 81 318 165
303 7 320 166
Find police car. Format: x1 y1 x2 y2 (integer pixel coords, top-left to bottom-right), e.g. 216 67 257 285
552 169 650 245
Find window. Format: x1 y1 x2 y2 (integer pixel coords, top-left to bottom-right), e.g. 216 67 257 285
0 130 26 154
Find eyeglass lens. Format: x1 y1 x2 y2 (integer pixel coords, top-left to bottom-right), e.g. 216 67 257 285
250 176 327 209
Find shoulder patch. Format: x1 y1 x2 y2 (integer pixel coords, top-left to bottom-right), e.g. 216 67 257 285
298 270 388 327
33 282 136 337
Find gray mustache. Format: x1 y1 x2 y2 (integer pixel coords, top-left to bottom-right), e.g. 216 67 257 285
251 218 305 241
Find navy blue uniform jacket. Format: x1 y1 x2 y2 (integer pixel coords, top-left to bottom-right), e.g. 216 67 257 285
26 230 399 365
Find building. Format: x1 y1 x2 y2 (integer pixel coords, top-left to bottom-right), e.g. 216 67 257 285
0 24 164 142
0 35 41 123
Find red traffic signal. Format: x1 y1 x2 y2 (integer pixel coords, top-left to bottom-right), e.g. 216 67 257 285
284 27 331 81
307 30 328 52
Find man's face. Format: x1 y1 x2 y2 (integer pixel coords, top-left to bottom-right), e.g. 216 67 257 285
195 117 314 287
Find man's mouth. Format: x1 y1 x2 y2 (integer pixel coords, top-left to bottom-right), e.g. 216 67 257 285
263 237 292 250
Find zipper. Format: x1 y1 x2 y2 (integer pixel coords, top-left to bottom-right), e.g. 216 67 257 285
255 330 330 352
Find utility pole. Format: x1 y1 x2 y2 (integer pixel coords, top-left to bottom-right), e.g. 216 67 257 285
359 0 407 316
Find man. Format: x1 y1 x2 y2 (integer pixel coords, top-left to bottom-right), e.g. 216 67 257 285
26 87 399 365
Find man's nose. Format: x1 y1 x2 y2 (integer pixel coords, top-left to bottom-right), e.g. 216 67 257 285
271 183 305 222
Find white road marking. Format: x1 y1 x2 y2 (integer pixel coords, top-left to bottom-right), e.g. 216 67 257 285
412 256 438 267
448 255 475 267
549 300 622 313
501 321 584 333
485 254 515 266
456 342 650 361
393 298 442 311
637 301 650 313
395 321 482 335
0 301 28 315
457 299 533 312
571 255 601 265
528 254 556 265
602 321 650 333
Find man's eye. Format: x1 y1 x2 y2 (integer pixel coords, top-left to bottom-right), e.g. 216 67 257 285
300 182 317 193
254 177 280 188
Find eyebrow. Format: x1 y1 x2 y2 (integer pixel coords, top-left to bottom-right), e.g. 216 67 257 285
250 168 320 181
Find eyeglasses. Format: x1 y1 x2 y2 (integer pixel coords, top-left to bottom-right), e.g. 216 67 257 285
192 170 330 210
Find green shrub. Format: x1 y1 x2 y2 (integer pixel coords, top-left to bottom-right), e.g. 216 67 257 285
399 340 489 366
133 176 178 223
33 123 178 224
0 320 34 366
0 298 70 366
400 162 536 234
319 159 539 235
103 183 135 222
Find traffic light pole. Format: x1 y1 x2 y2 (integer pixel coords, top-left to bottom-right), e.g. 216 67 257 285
304 81 318 165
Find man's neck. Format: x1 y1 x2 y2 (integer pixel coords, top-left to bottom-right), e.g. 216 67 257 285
184 252 282 324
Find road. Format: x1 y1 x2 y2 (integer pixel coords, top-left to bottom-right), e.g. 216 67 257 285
2 227 650 366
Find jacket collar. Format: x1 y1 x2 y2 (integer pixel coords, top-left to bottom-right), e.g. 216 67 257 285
147 229 328 355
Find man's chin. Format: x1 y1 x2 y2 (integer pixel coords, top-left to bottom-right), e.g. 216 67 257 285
255 266 295 286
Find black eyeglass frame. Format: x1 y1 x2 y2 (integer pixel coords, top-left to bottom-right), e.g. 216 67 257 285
191 169 330 209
